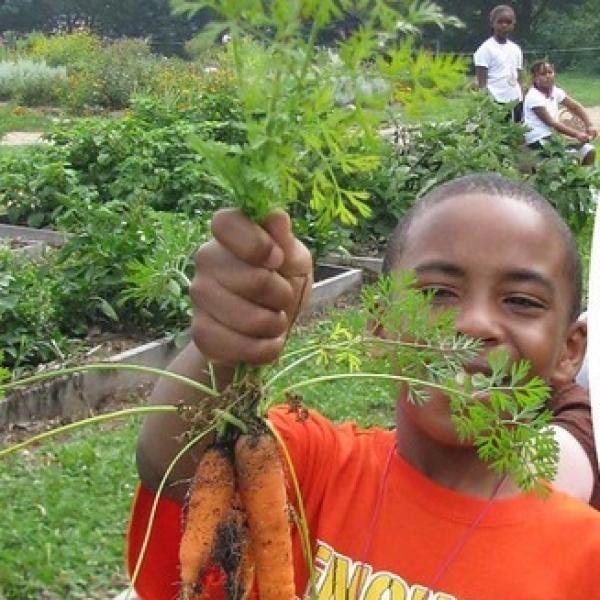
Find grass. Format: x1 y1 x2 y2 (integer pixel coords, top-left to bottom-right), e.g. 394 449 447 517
555 71 600 107
0 102 60 137
0 143 45 158
0 420 140 599
0 301 395 600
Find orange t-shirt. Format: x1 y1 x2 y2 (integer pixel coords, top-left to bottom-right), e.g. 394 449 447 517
128 407 600 600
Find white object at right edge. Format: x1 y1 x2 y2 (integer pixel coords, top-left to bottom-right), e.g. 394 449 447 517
587 190 600 469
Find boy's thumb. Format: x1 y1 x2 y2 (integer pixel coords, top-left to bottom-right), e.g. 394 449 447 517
262 210 312 278
263 210 313 315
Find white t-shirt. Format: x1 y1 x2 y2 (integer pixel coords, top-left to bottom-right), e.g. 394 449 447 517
523 85 567 144
473 37 523 103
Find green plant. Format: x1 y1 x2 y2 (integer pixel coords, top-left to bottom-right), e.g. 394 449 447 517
173 1 467 226
28 31 103 71
347 92 600 251
53 200 200 333
0 59 67 105
120 212 210 326
527 136 600 233
0 144 94 228
0 245 66 371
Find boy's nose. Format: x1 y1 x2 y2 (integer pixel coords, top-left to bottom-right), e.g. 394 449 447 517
455 301 503 344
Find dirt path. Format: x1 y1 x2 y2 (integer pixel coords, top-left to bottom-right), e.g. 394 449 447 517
586 106 600 130
0 131 45 145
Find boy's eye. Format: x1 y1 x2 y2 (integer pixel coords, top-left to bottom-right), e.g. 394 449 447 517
505 295 546 310
421 286 458 305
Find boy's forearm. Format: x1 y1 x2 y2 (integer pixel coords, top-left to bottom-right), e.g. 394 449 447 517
136 341 235 502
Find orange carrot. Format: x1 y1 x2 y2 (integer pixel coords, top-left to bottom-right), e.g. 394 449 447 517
180 445 235 600
236 536 255 600
235 432 295 600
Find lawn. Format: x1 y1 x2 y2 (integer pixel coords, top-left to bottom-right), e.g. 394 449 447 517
0 102 60 137
0 420 140 599
555 71 600 107
0 304 396 600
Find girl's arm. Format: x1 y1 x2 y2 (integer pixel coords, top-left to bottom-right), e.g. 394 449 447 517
532 105 591 143
562 96 598 138
475 66 488 90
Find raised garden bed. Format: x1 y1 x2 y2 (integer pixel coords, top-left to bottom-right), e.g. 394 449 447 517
0 223 66 258
0 263 362 428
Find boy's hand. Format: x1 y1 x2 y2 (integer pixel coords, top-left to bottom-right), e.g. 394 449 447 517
190 209 313 366
586 126 598 139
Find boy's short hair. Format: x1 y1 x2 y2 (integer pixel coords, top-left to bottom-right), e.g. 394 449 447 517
490 5 515 23
531 60 554 76
382 173 582 322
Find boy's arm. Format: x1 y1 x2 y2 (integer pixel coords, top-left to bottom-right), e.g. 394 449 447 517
136 209 313 503
562 96 598 138
531 105 591 143
551 424 594 503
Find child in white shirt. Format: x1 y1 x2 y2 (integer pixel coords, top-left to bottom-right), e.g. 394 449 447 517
523 60 597 165
473 5 523 121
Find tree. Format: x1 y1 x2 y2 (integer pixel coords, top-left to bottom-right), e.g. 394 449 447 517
0 0 212 55
421 0 582 52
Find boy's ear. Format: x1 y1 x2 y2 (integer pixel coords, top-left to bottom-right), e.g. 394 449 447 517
550 318 587 386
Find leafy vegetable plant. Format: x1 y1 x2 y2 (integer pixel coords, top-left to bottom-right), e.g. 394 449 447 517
173 0 466 226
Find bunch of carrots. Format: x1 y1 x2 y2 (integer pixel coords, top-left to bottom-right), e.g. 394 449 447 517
179 414 296 600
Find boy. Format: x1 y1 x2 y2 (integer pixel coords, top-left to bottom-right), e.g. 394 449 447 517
523 60 597 165
129 174 600 599
474 5 523 121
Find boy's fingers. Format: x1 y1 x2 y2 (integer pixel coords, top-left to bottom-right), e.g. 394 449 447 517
262 210 313 278
191 276 289 339
211 208 284 269
192 311 286 366
262 210 314 314
194 243 295 312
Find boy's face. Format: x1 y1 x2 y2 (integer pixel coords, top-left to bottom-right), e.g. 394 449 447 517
392 193 585 447
492 10 515 39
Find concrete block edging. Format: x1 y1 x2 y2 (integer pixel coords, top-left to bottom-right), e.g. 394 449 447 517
0 264 363 428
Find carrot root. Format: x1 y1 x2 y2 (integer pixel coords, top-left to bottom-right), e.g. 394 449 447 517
235 433 295 600
179 445 235 598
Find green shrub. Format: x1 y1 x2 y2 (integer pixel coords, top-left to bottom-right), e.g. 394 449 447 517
27 31 158 111
0 59 67 105
0 145 96 228
28 30 102 71
75 38 157 110
348 93 600 251
0 246 66 371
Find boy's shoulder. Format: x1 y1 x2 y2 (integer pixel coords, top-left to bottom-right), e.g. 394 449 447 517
475 36 495 52
474 37 521 58
540 488 600 545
